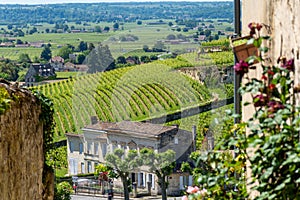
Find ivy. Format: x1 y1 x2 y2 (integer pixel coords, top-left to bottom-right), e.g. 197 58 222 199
33 90 55 164
0 87 11 115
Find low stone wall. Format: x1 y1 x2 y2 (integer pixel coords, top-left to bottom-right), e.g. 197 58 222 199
143 97 234 124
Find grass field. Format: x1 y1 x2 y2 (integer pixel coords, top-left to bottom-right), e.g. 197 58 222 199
0 20 233 60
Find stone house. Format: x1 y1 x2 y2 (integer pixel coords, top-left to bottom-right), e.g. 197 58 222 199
66 120 195 196
24 63 56 87
49 56 65 71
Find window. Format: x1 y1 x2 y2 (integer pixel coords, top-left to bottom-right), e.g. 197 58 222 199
180 175 193 190
79 143 83 154
69 158 78 175
87 142 92 154
101 143 107 157
69 141 74 153
148 174 155 189
94 143 99 155
87 161 92 173
81 162 85 174
138 172 144 187
174 136 178 144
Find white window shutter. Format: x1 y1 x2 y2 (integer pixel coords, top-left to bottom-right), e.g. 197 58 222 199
74 159 78 175
188 175 193 186
69 159 74 175
152 174 155 189
179 176 184 189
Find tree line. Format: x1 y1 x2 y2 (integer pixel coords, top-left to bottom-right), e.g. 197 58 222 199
0 2 233 25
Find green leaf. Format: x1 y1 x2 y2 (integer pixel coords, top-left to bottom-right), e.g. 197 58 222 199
253 38 262 48
259 47 269 53
274 182 285 191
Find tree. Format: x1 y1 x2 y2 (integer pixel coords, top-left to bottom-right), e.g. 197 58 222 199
214 34 219 40
153 41 166 52
113 23 119 30
183 27 189 32
105 148 143 200
140 148 176 200
136 20 142 25
57 46 73 60
150 55 158 61
76 53 86 64
88 43 95 51
95 25 102 33
204 29 211 37
104 26 110 32
85 43 115 73
168 22 173 27
166 34 176 40
18 53 31 64
0 60 20 81
16 39 23 45
40 46 52 61
77 41 88 52
142 45 150 52
46 146 68 171
140 55 150 63
116 56 126 64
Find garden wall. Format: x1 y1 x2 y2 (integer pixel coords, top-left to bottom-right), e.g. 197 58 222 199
241 0 300 198
0 80 54 200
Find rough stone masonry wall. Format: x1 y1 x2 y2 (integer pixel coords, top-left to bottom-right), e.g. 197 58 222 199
242 0 300 198
242 0 300 122
0 81 53 200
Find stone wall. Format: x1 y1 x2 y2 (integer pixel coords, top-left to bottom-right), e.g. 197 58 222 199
241 0 300 198
242 0 300 122
0 80 54 200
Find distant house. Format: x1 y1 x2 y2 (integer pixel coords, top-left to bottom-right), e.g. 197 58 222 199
126 56 140 65
66 120 195 196
198 35 207 41
15 44 30 48
69 54 77 62
29 42 45 48
50 56 65 71
75 64 88 72
0 42 14 47
64 62 76 71
24 63 56 87
71 29 81 33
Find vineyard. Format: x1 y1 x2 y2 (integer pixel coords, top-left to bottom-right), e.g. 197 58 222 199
179 51 234 67
33 59 213 141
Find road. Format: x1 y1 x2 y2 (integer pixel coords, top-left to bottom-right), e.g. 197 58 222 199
71 194 107 200
71 194 182 200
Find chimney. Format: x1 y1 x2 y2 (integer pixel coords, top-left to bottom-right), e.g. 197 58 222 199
91 116 98 125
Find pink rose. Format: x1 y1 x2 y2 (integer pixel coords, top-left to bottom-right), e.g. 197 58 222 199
182 195 188 200
186 186 199 194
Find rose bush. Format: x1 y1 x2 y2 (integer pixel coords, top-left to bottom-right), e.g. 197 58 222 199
184 22 300 199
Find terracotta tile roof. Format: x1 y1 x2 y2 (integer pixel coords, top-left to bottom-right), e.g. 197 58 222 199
50 56 64 63
84 121 177 137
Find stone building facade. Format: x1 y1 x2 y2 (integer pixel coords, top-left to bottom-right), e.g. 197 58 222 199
66 120 195 196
